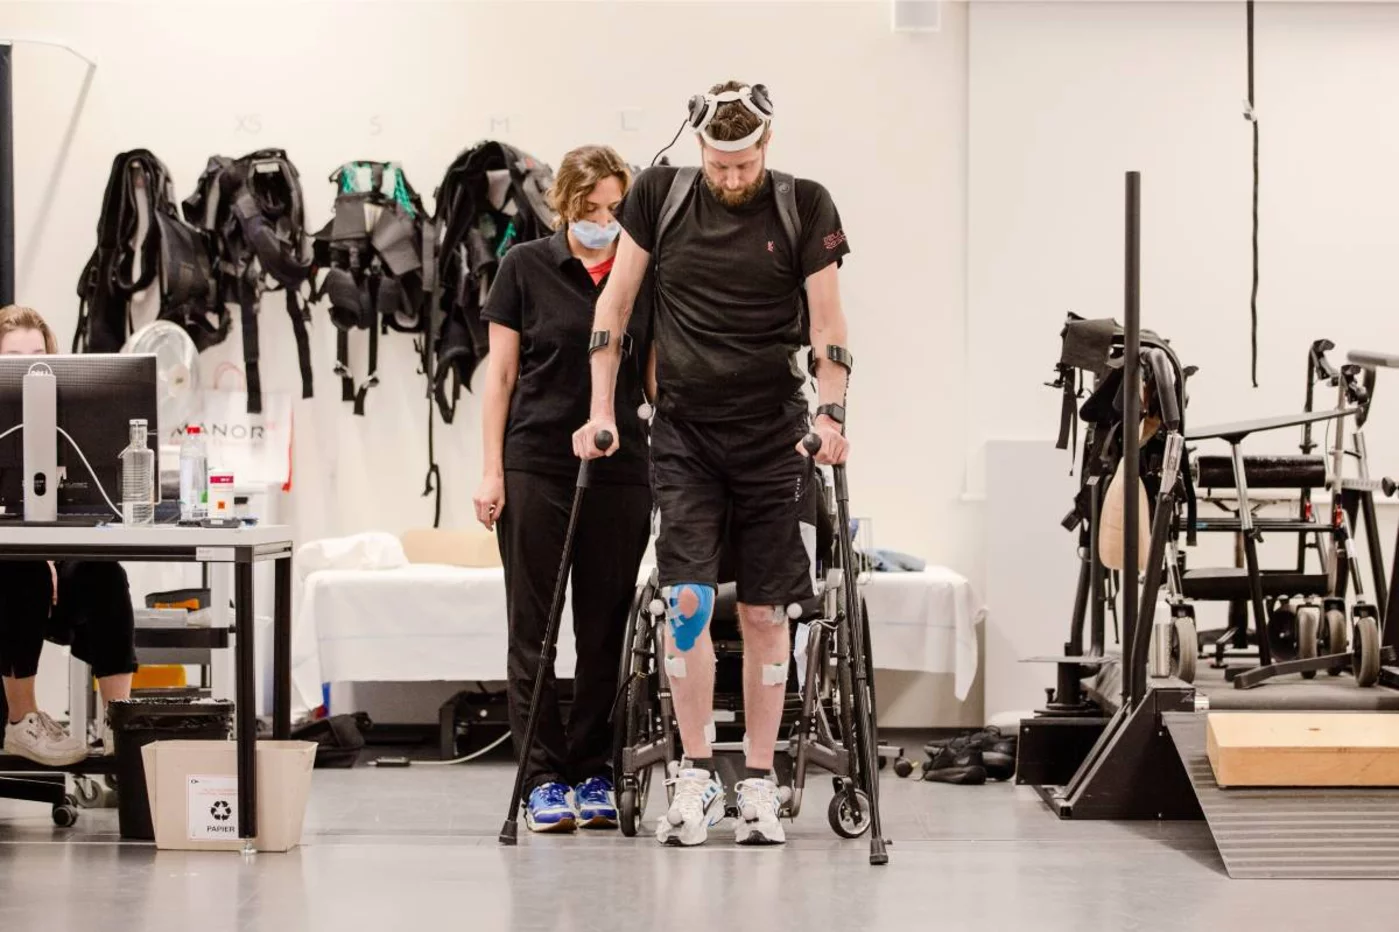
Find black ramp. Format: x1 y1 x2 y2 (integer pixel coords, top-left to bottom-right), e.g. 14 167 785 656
1163 712 1399 879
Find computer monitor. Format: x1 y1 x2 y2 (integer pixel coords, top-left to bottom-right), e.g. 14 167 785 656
0 353 159 522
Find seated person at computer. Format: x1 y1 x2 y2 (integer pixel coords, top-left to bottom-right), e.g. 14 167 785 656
0 305 137 766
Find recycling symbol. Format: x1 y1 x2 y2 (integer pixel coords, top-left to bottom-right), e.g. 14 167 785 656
210 800 232 821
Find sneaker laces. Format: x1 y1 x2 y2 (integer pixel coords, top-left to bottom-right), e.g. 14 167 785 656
34 711 71 743
667 771 713 822
738 779 779 821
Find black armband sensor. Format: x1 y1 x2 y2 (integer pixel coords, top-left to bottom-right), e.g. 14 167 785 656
588 330 634 359
807 344 854 377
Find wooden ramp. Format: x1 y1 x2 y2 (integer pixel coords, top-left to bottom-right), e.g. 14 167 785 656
1163 712 1399 879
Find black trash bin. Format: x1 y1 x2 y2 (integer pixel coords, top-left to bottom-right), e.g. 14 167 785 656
108 697 234 840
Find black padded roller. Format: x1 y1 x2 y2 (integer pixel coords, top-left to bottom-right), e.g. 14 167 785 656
1194 454 1326 489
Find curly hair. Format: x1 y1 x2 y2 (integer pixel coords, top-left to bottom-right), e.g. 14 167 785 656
546 145 632 229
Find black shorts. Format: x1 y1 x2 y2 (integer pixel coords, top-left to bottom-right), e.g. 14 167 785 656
650 403 819 606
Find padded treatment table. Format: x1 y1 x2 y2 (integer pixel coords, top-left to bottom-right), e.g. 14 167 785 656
296 564 985 703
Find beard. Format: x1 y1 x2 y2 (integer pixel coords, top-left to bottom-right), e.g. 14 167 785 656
704 170 767 208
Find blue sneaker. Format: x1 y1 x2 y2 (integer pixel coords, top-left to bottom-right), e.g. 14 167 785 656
574 775 618 829
525 782 577 833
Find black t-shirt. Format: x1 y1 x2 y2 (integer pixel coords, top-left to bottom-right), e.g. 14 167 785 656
481 231 649 485
617 166 851 422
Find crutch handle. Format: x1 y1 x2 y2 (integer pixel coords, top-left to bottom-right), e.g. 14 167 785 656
596 429 614 451
801 432 823 456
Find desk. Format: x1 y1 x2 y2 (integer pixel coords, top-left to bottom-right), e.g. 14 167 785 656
0 524 294 845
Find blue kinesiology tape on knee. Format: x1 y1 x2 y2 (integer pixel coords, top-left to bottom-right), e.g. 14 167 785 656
663 583 715 653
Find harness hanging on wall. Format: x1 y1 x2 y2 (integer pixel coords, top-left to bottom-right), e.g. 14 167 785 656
73 149 227 356
431 141 557 424
182 149 316 415
311 161 433 416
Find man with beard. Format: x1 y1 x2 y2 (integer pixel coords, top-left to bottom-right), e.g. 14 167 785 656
572 80 853 847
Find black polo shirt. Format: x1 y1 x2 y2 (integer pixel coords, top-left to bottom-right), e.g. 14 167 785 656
481 230 650 485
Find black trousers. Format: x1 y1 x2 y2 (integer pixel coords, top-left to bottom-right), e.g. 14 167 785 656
498 469 652 793
0 561 139 681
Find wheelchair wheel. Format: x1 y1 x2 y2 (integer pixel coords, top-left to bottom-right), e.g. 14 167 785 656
613 584 657 836
619 787 640 838
828 788 872 838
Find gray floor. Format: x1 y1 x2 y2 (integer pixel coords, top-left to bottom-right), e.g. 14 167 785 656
4 754 1399 932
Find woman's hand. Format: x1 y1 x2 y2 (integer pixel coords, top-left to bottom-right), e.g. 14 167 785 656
473 474 506 530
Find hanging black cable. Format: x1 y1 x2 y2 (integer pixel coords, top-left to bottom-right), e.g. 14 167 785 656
0 44 15 306
1246 0 1260 388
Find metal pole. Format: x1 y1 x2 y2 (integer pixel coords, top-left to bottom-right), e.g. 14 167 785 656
1123 171 1142 708
0 44 15 305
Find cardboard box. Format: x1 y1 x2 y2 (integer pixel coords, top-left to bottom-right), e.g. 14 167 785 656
1207 711 1399 788
141 739 317 851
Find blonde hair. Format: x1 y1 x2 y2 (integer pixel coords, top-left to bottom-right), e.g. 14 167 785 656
0 305 58 354
546 145 631 229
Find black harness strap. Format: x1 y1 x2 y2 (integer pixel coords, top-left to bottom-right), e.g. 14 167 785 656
238 273 263 415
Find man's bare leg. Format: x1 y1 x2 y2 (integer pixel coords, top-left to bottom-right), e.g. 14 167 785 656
656 583 726 846
737 603 789 772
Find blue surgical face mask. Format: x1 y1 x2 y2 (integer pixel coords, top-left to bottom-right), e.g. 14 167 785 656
570 219 620 250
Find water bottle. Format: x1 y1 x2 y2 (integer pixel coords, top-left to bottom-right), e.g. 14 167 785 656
179 425 209 522
120 419 155 526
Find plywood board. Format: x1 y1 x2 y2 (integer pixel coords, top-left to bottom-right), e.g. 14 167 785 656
1207 712 1399 787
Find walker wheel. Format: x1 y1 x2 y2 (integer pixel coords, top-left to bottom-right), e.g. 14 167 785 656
893 757 915 779
1354 614 1381 688
1325 610 1348 676
828 788 872 838
1296 606 1319 680
619 787 639 837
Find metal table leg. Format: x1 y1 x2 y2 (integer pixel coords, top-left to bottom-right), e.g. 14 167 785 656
273 555 292 740
235 558 257 845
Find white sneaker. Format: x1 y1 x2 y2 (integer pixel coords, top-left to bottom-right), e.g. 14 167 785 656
734 777 786 845
3 712 89 767
655 766 725 847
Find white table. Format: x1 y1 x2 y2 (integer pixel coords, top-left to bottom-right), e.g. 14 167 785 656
0 523 294 846
300 563 984 705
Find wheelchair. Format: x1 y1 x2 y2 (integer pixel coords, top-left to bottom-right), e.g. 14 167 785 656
610 454 888 860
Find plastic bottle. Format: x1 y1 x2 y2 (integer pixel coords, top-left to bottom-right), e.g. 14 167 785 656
120 419 155 526
179 425 209 522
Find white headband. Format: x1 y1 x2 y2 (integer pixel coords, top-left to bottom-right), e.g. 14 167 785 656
693 88 772 152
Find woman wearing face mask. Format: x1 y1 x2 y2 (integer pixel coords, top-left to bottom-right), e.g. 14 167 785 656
474 145 652 833
0 305 139 766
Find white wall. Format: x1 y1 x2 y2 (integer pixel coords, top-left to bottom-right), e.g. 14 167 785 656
7 1 977 726
8 0 969 565
969 0 1399 476
970 0 1399 712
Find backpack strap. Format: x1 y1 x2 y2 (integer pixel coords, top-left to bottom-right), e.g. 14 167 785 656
656 167 699 250
769 170 802 260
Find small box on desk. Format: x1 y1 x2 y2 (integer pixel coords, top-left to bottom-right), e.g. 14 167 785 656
140 740 317 851
1207 712 1399 788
